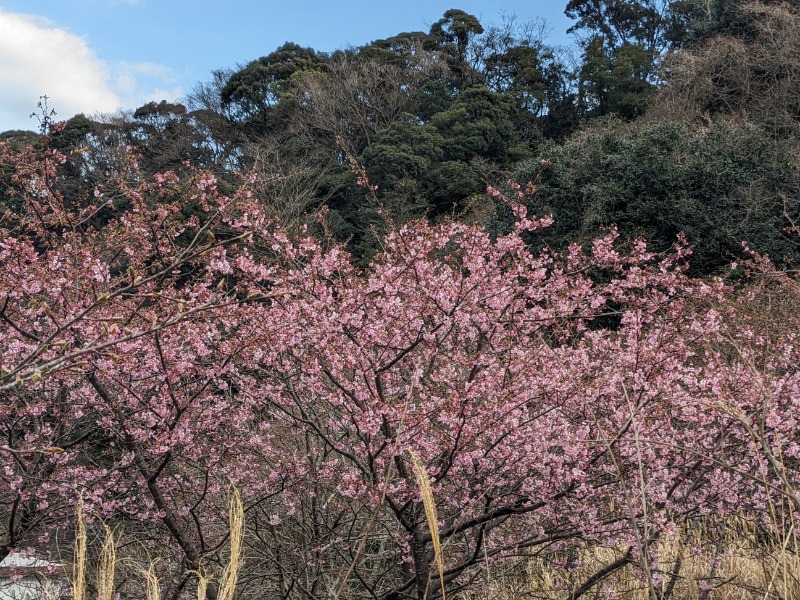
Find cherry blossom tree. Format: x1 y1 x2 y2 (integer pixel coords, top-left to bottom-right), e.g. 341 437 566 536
0 137 303 599
1 138 798 600
239 207 736 598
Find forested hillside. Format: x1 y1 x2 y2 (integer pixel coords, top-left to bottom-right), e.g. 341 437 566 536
5 0 798 271
2 2 800 599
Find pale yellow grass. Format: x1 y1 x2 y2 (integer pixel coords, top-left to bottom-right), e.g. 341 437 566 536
412 452 446 600
70 486 244 600
218 484 244 600
72 494 87 600
456 517 800 600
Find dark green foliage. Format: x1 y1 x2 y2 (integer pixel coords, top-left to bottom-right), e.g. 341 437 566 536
425 160 481 213
504 118 800 275
484 44 551 112
429 86 529 163
566 1 688 119
578 38 657 118
221 42 329 131
566 0 673 52
0 130 39 149
411 79 458 123
50 114 93 152
360 31 436 67
58 102 235 180
360 85 528 224
124 101 206 172
430 8 485 54
665 0 718 47
362 115 445 184
429 8 485 87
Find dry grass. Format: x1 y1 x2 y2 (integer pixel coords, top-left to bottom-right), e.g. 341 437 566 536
69 486 244 600
412 452 446 600
65 484 800 599
72 494 87 600
195 569 210 600
96 524 116 600
455 517 800 600
218 484 245 600
141 561 161 600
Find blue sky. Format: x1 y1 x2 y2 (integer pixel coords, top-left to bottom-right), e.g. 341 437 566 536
0 1 578 132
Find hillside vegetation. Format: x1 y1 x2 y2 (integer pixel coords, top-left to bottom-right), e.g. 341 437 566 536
2 2 800 599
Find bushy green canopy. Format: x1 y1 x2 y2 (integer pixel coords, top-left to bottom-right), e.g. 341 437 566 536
503 118 800 275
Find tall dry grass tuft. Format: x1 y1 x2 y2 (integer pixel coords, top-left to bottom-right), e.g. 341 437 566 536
411 452 446 600
141 561 161 600
218 484 245 600
66 488 245 600
195 568 210 600
96 524 116 600
72 494 87 600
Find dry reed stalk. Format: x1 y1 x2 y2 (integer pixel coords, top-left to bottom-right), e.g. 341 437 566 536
97 524 116 600
411 452 446 600
218 485 244 600
187 565 210 600
196 569 210 600
142 562 161 600
72 494 87 600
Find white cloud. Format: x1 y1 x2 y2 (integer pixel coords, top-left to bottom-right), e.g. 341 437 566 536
112 61 181 101
0 10 181 132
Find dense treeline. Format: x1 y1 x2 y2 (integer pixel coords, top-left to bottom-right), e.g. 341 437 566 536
2 0 799 268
